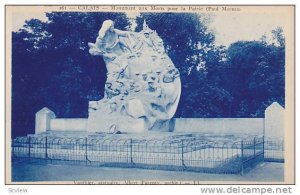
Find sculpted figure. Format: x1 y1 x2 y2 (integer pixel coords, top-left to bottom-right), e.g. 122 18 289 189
88 20 134 76
87 20 181 133
134 30 157 53
88 20 134 59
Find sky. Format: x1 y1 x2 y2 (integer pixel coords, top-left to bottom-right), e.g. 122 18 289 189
12 12 48 31
12 12 286 47
208 12 286 46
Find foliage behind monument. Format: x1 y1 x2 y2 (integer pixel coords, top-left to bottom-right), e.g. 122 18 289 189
11 12 285 137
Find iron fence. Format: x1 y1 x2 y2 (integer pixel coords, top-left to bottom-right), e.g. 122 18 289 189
12 136 265 175
264 139 284 162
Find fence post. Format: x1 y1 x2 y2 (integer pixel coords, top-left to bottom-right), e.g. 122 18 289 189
240 140 244 175
28 136 31 159
262 136 265 160
253 137 256 157
85 137 88 164
181 139 185 168
11 139 15 158
130 139 134 164
45 136 48 160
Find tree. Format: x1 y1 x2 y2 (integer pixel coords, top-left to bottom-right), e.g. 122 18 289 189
136 13 233 117
272 27 285 48
225 38 285 117
11 12 130 137
11 12 285 137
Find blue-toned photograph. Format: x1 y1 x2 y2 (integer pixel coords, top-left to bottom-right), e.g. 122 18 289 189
8 5 292 184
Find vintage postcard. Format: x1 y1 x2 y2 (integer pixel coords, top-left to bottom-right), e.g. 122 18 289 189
5 5 295 184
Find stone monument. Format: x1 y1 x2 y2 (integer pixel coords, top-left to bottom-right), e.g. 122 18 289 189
35 107 56 134
87 20 181 133
264 102 285 139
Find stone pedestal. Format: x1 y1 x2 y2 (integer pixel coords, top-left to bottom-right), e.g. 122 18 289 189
35 107 56 134
87 108 145 133
264 102 284 139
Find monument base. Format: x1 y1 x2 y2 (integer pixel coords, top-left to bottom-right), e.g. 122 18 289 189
87 113 146 133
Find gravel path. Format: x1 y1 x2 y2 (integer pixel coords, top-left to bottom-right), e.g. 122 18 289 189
11 160 283 183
